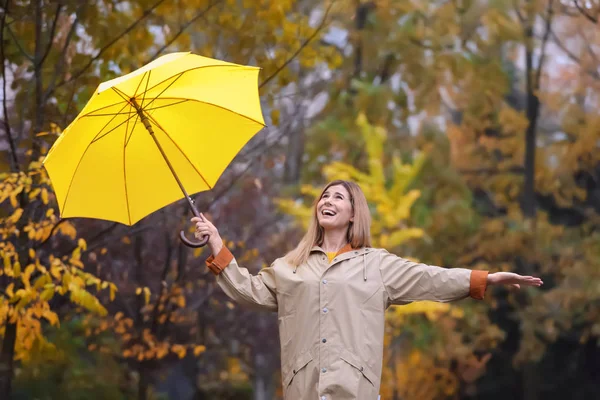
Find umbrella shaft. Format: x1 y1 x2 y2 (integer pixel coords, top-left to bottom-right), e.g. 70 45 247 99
130 98 200 218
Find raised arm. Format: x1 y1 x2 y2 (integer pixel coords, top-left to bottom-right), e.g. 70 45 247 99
193 215 277 312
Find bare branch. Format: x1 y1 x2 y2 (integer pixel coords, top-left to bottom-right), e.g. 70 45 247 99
146 0 224 63
259 2 334 89
573 0 597 23
0 0 19 172
549 29 600 80
38 1 63 66
45 2 82 99
458 166 525 175
54 0 167 90
535 0 554 88
5 24 33 62
512 0 525 23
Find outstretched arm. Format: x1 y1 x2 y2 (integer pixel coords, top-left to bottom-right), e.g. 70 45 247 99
378 250 543 305
192 215 278 312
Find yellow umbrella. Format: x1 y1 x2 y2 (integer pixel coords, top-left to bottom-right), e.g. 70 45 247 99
43 52 265 247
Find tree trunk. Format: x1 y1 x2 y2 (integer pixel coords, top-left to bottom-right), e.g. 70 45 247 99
0 322 18 399
138 363 149 400
522 43 538 221
283 126 305 184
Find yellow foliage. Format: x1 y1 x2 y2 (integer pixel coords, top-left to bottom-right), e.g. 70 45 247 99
0 159 115 361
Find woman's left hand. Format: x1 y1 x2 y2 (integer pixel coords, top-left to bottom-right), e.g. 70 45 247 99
487 272 543 289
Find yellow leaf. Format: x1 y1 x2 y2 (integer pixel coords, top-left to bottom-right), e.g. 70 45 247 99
78 238 87 251
193 345 206 356
136 287 142 295
42 309 59 326
41 188 49 204
6 283 14 297
13 262 21 278
143 287 151 305
171 344 186 359
109 283 117 301
28 248 35 259
40 286 55 302
121 236 131 245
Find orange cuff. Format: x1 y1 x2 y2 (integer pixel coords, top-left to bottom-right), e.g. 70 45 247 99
205 247 234 275
469 270 489 300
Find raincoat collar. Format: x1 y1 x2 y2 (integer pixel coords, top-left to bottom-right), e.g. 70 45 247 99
311 243 355 257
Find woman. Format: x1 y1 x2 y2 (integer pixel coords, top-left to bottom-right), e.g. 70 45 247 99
192 180 542 400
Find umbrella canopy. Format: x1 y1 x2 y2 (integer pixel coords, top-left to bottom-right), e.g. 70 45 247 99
43 52 265 226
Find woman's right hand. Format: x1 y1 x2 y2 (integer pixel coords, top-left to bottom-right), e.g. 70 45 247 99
191 214 223 255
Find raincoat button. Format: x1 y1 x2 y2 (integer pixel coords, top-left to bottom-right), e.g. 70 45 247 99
360 366 364 372
322 279 327 284
321 368 327 373
321 397 326 400
322 338 327 343
322 308 328 313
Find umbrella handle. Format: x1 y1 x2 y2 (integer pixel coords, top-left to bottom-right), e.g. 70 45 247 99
180 198 210 248
179 230 209 248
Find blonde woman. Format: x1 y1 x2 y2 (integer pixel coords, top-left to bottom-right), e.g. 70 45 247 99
192 180 542 400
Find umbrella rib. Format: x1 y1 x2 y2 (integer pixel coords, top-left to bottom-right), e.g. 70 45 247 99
82 101 130 117
132 71 148 100
80 99 193 118
110 87 140 147
140 69 151 111
153 97 266 127
89 111 137 144
87 102 134 144
144 112 212 190
135 64 246 99
123 102 133 225
136 72 185 113
125 111 140 148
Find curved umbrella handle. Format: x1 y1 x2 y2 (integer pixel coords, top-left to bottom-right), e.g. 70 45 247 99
179 196 209 248
179 230 209 248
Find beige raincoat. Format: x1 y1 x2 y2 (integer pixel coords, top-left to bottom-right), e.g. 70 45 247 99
206 244 488 400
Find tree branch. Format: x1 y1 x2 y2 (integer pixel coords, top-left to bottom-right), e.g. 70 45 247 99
549 29 600 80
5 24 33 62
259 2 334 89
38 1 63 66
45 2 82 99
146 0 223 63
0 0 19 172
573 0 597 23
54 0 167 90
535 0 554 88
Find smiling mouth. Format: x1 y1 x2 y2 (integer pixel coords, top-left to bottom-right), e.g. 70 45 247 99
321 210 336 216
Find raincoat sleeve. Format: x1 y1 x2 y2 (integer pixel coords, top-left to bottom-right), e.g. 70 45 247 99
378 249 488 304
205 247 278 312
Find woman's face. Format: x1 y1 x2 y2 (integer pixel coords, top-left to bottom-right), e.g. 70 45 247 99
316 184 354 231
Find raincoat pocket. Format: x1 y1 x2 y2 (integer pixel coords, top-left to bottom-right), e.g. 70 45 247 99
340 349 376 387
283 351 314 393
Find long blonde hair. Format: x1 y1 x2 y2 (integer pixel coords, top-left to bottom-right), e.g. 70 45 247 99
284 180 372 267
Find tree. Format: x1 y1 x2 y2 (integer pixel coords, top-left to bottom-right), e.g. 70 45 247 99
0 157 115 397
